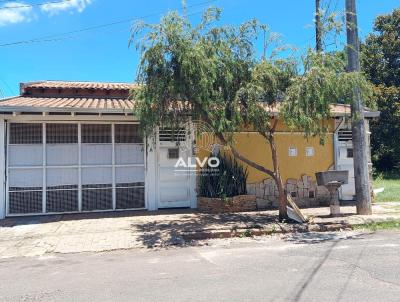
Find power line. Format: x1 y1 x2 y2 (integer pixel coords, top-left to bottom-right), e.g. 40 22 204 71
0 0 217 47
0 0 73 9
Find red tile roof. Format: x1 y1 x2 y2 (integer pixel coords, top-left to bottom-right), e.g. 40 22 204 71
0 96 135 112
22 81 138 91
0 80 380 117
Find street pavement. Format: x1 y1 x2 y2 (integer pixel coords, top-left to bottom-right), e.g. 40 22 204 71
0 230 399 302
1 203 400 258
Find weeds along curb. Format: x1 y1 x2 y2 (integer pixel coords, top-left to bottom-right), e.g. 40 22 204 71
180 223 355 241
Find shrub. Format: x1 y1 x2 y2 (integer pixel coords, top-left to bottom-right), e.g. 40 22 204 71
198 152 248 198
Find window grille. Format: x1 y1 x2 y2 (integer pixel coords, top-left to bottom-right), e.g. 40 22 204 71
159 128 186 142
116 186 145 209
46 187 78 213
46 124 78 144
168 148 179 159
338 129 352 141
115 124 142 143
9 123 42 144
347 148 354 158
82 124 111 143
82 185 113 211
82 167 113 211
9 191 42 214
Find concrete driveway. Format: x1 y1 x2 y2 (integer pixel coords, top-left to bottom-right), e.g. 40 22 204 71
0 230 399 301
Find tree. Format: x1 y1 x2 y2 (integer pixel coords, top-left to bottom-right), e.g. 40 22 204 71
362 9 400 87
131 8 372 221
361 9 400 171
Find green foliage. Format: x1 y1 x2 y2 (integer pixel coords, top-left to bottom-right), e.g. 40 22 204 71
353 220 400 231
361 9 400 87
282 50 372 143
131 7 372 143
131 8 257 140
369 86 400 171
373 171 400 203
198 152 248 198
361 9 400 172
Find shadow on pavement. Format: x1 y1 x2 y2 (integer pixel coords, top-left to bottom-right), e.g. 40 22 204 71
132 212 280 248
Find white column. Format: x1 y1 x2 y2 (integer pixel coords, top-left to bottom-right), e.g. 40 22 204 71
42 123 46 213
145 135 157 211
0 119 6 219
111 123 116 210
188 122 197 209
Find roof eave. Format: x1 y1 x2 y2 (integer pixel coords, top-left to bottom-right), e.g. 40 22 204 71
0 106 134 115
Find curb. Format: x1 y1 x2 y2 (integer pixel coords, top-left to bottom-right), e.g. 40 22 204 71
181 223 355 241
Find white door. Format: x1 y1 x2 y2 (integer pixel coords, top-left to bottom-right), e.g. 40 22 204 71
337 142 355 200
157 129 192 208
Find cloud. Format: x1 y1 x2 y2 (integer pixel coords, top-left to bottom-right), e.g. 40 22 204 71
41 0 92 15
0 2 33 26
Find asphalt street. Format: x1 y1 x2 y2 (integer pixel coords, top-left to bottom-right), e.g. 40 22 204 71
0 230 399 302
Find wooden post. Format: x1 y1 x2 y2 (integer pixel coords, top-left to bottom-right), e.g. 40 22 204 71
345 0 372 215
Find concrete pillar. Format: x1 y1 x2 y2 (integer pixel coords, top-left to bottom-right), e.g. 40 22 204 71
0 119 5 219
145 136 157 211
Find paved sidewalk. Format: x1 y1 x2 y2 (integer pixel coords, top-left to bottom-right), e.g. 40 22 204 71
0 202 399 258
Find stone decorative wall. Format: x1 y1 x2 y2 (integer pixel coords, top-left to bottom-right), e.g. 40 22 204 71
246 174 331 209
198 195 257 213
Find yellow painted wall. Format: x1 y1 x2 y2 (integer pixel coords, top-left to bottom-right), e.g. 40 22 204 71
197 121 335 183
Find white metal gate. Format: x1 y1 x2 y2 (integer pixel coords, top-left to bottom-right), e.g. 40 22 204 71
6 122 145 216
337 129 355 200
157 128 193 208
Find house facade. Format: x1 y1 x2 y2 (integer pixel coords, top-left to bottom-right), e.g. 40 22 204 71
0 81 379 219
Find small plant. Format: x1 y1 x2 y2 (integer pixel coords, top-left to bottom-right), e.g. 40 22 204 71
240 229 253 238
198 152 248 198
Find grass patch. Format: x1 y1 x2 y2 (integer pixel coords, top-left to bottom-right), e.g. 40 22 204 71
373 171 400 202
354 220 400 231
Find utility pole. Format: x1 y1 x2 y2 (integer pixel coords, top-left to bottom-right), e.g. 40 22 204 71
315 0 322 52
345 0 372 215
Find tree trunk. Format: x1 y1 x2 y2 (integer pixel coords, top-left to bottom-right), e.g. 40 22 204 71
204 115 288 221
268 130 288 221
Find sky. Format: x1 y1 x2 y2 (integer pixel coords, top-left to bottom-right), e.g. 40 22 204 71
0 0 399 98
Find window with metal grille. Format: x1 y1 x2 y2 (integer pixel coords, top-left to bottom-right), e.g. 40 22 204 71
46 123 78 144
81 124 111 143
9 123 42 144
347 148 354 158
168 148 179 159
338 129 353 141
159 128 186 142
115 124 142 143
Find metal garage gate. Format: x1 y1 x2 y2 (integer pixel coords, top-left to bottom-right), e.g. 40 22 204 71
6 122 145 216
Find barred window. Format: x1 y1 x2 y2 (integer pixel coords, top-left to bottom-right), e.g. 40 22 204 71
159 128 186 142
82 124 111 143
115 124 142 143
9 123 42 144
46 124 78 144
